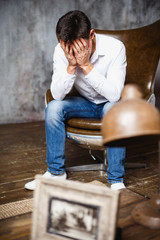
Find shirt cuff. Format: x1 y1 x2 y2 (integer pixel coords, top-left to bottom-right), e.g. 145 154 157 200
84 67 105 92
64 69 76 90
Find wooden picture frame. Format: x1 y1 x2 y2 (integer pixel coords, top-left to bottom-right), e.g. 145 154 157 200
31 175 120 240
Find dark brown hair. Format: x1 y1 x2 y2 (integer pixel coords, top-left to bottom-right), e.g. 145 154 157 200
56 10 91 43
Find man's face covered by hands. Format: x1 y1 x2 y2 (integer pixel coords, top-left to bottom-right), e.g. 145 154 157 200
60 29 95 69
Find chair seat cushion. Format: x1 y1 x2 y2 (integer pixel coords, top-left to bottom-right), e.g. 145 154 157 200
67 118 102 130
66 126 101 136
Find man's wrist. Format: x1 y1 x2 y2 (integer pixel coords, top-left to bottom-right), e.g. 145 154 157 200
67 65 77 75
80 63 94 75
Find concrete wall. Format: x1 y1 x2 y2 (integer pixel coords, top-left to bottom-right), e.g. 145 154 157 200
0 0 160 124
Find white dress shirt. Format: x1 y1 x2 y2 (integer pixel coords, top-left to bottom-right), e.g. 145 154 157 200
51 33 127 104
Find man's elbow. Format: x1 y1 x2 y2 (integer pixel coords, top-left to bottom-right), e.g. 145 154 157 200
108 95 120 103
107 88 122 103
50 89 65 101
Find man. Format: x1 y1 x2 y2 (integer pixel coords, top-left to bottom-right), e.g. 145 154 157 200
25 10 127 191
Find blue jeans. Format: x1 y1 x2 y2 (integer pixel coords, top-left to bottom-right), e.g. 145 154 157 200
45 96 125 183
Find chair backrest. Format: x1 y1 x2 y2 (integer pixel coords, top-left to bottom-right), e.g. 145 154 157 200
95 20 160 100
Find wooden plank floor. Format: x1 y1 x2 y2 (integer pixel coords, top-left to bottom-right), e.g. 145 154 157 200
0 121 160 240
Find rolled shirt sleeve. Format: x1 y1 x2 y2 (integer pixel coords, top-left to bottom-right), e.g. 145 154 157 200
84 42 126 103
50 44 76 100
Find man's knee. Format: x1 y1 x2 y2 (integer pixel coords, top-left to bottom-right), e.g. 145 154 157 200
45 100 65 123
102 102 116 117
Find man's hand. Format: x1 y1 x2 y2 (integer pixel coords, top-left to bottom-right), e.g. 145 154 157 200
60 40 77 74
60 38 94 75
72 38 93 74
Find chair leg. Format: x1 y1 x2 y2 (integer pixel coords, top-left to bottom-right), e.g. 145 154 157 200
66 149 146 172
66 149 107 172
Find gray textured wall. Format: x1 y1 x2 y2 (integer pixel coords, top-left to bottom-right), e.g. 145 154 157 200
0 0 160 124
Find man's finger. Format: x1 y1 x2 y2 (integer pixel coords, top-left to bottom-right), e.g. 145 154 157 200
60 40 65 50
88 39 92 51
80 38 87 48
76 39 84 50
73 40 81 52
66 44 70 53
69 45 74 56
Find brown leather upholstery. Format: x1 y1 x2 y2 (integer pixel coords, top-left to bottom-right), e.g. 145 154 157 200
46 20 160 138
96 20 160 99
67 118 101 130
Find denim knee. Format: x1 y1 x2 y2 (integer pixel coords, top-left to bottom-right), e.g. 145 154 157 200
45 100 65 127
101 102 116 118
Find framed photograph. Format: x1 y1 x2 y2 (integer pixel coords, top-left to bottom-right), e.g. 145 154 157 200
31 175 120 240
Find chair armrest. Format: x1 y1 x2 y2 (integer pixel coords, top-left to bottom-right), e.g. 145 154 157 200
46 89 54 105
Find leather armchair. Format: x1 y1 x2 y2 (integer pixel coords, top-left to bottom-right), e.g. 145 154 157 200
46 20 160 172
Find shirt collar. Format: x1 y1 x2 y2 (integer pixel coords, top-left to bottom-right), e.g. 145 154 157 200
90 33 105 63
95 33 105 56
